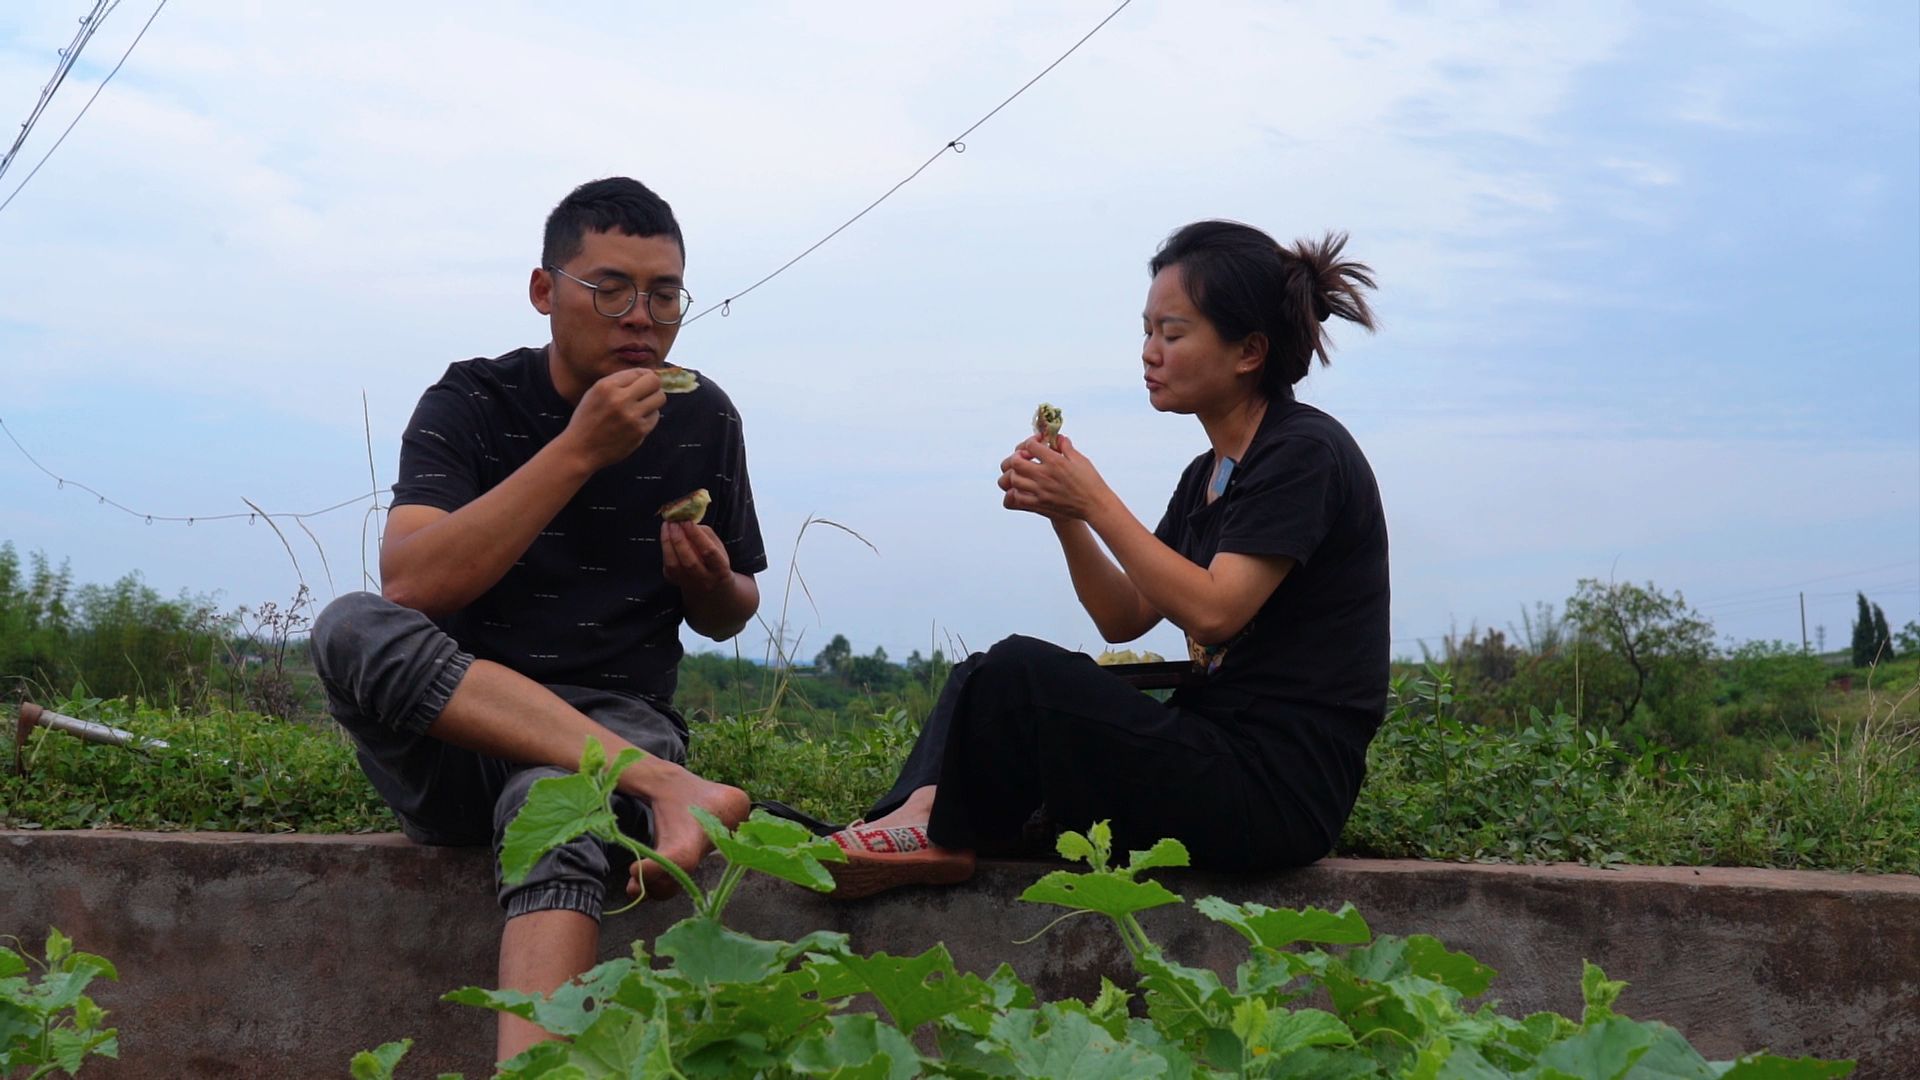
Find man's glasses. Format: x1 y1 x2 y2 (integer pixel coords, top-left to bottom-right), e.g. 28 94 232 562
547 265 693 324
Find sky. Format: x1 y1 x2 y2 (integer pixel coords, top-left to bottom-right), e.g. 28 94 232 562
1 0 1916 669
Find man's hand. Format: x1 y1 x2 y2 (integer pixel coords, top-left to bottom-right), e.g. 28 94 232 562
560 368 666 472
662 521 733 594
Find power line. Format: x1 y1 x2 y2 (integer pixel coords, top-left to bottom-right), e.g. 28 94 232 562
684 0 1134 324
0 415 379 525
1690 559 1920 609
0 1 114 183
0 0 168 217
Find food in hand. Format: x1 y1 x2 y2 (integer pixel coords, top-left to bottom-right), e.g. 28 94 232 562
1094 649 1165 666
656 366 699 394
1033 402 1063 448
659 488 711 524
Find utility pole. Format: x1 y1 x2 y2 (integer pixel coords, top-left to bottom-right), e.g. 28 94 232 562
1800 592 1809 654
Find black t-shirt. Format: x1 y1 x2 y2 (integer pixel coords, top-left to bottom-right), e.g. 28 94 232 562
391 346 767 704
1154 390 1390 719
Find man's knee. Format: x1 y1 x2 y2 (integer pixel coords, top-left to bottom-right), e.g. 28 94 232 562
311 591 470 738
310 591 399 687
492 765 574 836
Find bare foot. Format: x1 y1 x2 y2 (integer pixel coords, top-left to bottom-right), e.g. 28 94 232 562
860 784 938 832
625 773 750 900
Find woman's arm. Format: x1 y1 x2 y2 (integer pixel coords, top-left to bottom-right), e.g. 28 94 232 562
1086 510 1293 646
1003 434 1292 646
1050 518 1162 642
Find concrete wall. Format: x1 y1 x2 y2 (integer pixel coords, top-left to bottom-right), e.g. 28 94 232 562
3 830 1914 1078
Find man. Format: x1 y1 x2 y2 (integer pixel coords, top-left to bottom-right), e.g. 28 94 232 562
311 177 759 1060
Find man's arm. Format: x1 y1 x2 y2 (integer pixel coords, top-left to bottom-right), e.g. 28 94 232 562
662 521 759 640
382 367 666 616
382 442 596 616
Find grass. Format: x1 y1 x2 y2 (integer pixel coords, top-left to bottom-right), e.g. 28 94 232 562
3 699 391 833
1341 668 1920 874
6 667 1917 875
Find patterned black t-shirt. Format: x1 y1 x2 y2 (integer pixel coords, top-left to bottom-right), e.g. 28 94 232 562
390 346 767 705
1153 389 1390 719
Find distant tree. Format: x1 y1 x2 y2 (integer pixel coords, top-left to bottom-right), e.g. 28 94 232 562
812 634 853 675
841 644 901 692
1850 593 1878 668
1871 603 1892 666
1895 620 1920 659
1564 578 1715 737
1509 602 1567 656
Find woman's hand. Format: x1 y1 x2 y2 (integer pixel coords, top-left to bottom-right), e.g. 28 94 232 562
999 434 1113 522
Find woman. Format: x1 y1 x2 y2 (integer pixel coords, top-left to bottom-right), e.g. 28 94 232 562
829 220 1389 899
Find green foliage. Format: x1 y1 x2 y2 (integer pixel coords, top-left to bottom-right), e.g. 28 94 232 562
1848 594 1896 670
1871 603 1892 668
675 636 953 743
0 928 120 1077
10 667 1917 875
360 776 1856 1078
0 543 223 708
1 694 391 833
1564 578 1716 744
1718 641 1830 741
1896 620 1920 660
0 544 318 720
686 707 921 827
500 738 847 919
0 545 73 702
1345 669 1920 873
1850 594 1875 670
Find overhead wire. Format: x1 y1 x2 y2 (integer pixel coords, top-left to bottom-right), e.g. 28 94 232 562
0 415 378 525
0 0 114 183
683 0 1134 324
2 0 1133 525
0 0 169 216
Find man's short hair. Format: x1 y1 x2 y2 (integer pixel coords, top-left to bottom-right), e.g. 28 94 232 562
542 177 685 267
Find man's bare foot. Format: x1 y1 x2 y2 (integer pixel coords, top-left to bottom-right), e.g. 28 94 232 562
625 772 750 900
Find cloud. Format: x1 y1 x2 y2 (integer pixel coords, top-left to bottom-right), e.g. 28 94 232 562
1 0 1913 665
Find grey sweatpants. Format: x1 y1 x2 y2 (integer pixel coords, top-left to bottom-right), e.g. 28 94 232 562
310 592 689 922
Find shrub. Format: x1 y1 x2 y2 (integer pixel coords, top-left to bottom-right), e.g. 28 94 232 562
1718 640 1830 741
0 929 120 1075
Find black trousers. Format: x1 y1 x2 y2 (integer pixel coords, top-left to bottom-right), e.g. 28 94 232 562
867 635 1372 871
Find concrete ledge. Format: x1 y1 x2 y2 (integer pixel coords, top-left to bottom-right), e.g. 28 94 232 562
4 830 1915 1078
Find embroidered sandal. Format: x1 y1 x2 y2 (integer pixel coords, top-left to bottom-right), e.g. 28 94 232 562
826 823 976 900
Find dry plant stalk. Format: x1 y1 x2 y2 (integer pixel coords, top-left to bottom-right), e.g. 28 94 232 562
1828 665 1920 811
